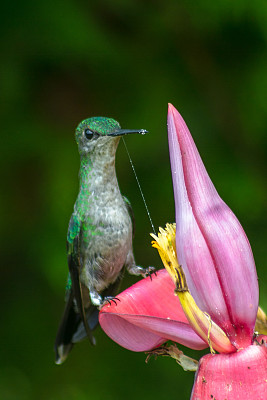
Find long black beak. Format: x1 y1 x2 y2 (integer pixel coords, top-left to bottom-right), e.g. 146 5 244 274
108 128 148 137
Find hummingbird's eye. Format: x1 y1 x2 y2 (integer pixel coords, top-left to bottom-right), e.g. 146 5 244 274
84 129 94 140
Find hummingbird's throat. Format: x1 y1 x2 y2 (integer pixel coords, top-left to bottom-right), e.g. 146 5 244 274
79 152 117 186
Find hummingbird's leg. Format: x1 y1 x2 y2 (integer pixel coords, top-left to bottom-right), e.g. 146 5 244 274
125 250 156 279
89 289 103 307
128 265 156 280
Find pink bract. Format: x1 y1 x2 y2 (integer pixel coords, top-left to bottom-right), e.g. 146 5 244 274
167 103 258 348
99 270 207 352
191 337 267 400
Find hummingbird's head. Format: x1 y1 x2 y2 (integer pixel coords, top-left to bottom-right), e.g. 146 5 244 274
75 117 147 156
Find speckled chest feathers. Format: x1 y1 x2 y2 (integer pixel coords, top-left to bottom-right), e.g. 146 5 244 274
70 134 132 292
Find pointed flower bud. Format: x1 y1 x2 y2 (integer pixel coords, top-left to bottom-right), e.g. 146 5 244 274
99 104 266 399
168 104 259 348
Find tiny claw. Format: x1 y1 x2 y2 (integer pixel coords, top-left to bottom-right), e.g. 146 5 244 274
144 266 156 280
111 297 121 305
102 296 121 307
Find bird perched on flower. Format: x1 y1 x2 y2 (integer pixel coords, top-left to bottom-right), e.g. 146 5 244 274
99 105 267 400
55 116 153 364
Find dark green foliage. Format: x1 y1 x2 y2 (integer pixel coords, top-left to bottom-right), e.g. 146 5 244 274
1 1 267 399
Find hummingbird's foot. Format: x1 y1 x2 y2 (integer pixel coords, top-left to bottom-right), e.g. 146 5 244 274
101 296 121 307
128 265 157 280
143 266 157 281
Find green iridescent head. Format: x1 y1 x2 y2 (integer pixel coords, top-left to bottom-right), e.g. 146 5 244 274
75 117 121 143
75 116 147 156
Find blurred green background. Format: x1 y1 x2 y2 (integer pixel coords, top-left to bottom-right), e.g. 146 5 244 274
1 1 267 399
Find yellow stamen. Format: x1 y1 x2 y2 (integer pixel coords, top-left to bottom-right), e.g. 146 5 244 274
151 223 184 285
255 307 267 335
151 224 234 354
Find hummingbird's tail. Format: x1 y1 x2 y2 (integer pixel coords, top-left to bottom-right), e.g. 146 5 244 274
54 291 98 365
54 272 125 364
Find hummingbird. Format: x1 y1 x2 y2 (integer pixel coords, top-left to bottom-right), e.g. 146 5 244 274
54 116 153 364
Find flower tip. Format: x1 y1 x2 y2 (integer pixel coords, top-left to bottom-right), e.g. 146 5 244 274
167 104 187 138
168 103 187 123
167 103 177 115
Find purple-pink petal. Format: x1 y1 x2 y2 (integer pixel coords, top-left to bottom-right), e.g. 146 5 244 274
168 104 259 347
99 270 208 352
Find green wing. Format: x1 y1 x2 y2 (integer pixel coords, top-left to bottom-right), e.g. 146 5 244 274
67 213 95 345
